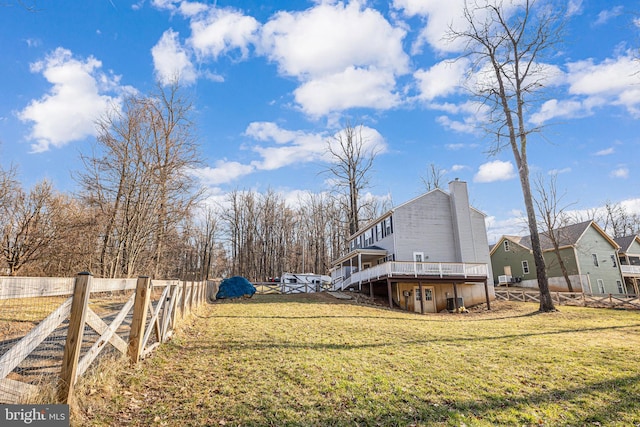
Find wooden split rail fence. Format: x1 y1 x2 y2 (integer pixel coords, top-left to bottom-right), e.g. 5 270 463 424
0 273 213 404
494 289 640 310
253 282 333 294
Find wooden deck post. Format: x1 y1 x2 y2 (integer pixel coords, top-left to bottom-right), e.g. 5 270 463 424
369 282 374 299
128 276 151 365
418 282 425 315
484 279 491 310
452 282 460 313
58 272 92 404
387 279 393 309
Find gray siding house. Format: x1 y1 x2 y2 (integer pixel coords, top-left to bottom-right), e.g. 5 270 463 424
490 221 624 294
331 180 494 313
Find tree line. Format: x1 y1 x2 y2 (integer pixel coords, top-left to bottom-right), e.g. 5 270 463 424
0 83 385 280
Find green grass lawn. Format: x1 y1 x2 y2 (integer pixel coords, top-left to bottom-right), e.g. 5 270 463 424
78 294 640 426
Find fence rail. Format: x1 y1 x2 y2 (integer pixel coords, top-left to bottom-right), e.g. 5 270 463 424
253 282 333 294
0 274 211 404
494 289 640 310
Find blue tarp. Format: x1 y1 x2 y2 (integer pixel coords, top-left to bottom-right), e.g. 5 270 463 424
216 276 256 299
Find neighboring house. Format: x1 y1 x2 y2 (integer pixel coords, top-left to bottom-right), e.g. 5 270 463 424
490 220 624 294
330 180 494 313
614 235 640 295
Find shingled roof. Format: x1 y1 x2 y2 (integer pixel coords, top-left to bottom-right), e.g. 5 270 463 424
614 235 640 253
517 220 603 251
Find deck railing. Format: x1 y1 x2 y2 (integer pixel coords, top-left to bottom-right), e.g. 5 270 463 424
621 265 640 276
341 261 488 289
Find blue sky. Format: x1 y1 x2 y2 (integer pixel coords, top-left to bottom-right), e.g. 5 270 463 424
1 0 639 243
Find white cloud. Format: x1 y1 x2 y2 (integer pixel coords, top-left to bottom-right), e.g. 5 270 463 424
530 98 594 125
594 6 623 26
548 167 572 175
196 122 387 184
294 67 401 117
436 115 478 134
245 122 328 170
530 51 640 124
18 48 132 152
413 59 468 102
391 0 467 53
259 1 408 116
594 147 614 156
474 160 516 183
485 212 528 244
189 7 259 60
260 2 408 78
451 164 466 172
566 0 583 17
192 160 255 185
152 29 197 85
566 52 640 117
392 0 527 54
610 167 629 179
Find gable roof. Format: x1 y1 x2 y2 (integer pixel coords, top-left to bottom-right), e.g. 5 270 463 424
348 184 485 241
614 235 640 253
500 220 619 252
489 235 530 256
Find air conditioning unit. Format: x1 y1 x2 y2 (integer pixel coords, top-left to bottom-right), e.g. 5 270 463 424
498 275 513 285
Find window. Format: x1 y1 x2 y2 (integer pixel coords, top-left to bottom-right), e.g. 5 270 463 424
504 240 510 252
592 254 599 267
597 279 605 294
414 252 424 262
364 229 374 246
616 280 624 294
522 260 530 275
382 216 393 236
610 255 617 268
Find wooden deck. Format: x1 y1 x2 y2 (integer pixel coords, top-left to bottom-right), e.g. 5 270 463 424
335 261 488 290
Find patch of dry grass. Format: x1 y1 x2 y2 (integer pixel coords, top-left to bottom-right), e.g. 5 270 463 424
78 295 640 426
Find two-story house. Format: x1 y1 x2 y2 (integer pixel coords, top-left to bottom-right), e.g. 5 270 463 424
330 180 494 313
490 220 624 294
614 235 640 295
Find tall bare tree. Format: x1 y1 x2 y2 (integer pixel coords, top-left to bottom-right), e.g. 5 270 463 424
77 83 202 278
146 81 202 277
325 122 379 236
450 0 563 311
534 173 576 292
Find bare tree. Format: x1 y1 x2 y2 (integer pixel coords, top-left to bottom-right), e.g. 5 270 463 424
325 122 379 236
77 83 202 278
534 173 576 292
450 0 563 311
421 163 446 191
0 162 18 209
600 201 640 238
0 180 56 275
146 81 203 278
